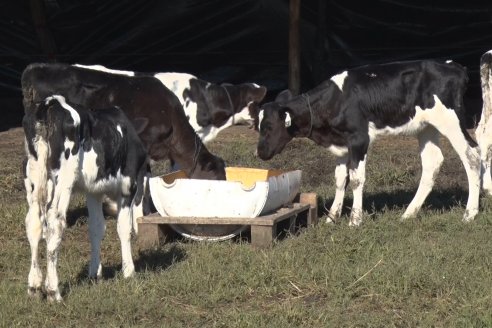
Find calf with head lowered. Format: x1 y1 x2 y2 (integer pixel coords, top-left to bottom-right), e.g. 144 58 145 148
257 60 481 226
21 63 226 180
23 95 149 301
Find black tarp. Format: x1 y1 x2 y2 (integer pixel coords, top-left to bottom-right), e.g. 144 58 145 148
1 0 492 129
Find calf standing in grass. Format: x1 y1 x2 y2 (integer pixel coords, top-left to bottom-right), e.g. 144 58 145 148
476 50 492 195
23 95 149 301
257 60 481 225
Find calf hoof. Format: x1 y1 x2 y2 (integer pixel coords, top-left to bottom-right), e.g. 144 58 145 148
27 287 43 300
462 209 478 223
348 216 362 227
325 217 336 224
46 290 62 302
122 265 135 279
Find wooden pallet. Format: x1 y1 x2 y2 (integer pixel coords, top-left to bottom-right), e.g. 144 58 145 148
137 192 318 248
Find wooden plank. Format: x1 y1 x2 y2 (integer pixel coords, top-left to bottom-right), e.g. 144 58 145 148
288 0 301 95
251 225 276 248
137 223 166 248
137 203 310 226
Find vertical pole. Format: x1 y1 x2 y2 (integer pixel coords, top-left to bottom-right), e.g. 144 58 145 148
289 0 301 96
313 0 327 84
30 0 57 61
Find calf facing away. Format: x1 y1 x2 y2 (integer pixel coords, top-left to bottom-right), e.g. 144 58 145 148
23 95 150 301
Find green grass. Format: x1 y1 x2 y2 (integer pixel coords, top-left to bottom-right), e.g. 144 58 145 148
1 126 492 327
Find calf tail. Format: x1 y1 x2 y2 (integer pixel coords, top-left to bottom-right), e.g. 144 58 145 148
28 100 53 221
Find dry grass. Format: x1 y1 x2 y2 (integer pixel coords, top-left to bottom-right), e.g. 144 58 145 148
1 125 492 327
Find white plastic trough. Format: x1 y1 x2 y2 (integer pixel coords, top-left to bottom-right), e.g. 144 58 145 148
149 167 302 241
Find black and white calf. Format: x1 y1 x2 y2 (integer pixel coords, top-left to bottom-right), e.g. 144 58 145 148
154 72 267 143
73 66 267 144
476 50 492 195
257 60 481 225
22 63 226 180
23 95 149 301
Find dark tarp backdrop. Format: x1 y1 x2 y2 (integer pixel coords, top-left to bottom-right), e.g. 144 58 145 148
1 0 491 130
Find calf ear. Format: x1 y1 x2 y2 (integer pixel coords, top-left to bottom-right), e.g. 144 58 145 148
251 86 267 102
132 117 149 135
275 89 293 103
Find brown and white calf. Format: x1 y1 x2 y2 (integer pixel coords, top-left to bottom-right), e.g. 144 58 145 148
72 66 267 144
21 63 226 180
257 60 481 226
23 95 149 301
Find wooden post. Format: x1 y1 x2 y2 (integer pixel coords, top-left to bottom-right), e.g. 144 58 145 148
313 0 327 84
288 0 301 96
30 0 57 61
299 192 318 225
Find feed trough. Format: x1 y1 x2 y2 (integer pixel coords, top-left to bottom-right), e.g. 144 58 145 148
149 167 302 241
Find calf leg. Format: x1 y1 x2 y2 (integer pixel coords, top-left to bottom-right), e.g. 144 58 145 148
345 131 370 226
87 194 106 280
44 208 66 302
402 126 444 219
25 189 44 297
327 156 349 223
117 196 135 278
428 97 481 221
476 118 492 195
348 155 367 226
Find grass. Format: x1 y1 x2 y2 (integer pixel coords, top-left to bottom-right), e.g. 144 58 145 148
1 126 492 327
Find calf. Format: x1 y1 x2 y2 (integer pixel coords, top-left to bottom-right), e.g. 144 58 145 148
72 66 267 143
21 63 226 180
154 72 267 143
476 50 492 195
257 60 481 225
23 95 149 301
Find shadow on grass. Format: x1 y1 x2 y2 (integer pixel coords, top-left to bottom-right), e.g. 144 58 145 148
71 245 187 287
321 187 468 217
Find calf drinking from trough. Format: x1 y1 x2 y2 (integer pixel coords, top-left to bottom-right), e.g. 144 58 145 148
23 95 149 301
73 66 267 144
21 63 226 180
257 60 481 225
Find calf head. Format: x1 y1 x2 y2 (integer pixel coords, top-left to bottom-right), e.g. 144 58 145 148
238 83 267 127
256 101 293 160
191 152 226 180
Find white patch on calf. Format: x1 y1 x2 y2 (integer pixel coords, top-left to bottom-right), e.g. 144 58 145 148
258 110 264 131
327 145 348 157
285 112 292 127
116 125 123 137
446 60 453 64
45 95 80 126
331 71 348 91
79 147 132 196
73 64 135 76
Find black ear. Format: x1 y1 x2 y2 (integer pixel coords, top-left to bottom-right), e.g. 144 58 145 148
132 117 149 135
275 89 293 103
247 85 267 103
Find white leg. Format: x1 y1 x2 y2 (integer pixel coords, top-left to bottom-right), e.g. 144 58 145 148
87 194 106 280
348 156 367 226
44 208 66 302
402 126 443 219
428 97 481 221
117 198 135 278
477 118 492 195
327 157 348 223
25 194 44 297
